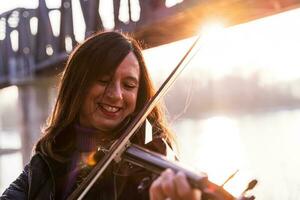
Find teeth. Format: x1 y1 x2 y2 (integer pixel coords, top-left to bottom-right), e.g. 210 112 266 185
101 104 119 112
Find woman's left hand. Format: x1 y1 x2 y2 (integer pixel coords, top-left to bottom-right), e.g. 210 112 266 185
150 169 201 200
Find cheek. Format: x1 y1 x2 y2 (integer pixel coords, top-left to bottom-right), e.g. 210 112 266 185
126 92 138 111
132 96 137 110
81 97 92 116
81 86 103 113
87 85 106 102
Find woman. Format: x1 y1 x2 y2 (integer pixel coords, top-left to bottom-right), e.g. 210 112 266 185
1 31 200 199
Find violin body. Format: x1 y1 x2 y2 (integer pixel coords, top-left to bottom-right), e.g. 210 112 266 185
123 142 256 200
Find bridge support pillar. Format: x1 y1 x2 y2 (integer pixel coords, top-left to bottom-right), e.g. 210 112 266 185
18 77 57 164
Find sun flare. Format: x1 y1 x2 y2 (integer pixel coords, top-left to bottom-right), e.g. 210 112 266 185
144 7 300 84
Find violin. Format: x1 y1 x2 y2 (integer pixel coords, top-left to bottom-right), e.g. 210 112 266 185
67 138 257 200
123 143 257 200
66 35 257 200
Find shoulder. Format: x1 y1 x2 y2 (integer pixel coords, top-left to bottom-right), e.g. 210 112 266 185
29 153 52 182
30 153 48 169
27 153 56 199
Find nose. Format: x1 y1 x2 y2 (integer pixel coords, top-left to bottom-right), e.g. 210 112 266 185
105 82 123 101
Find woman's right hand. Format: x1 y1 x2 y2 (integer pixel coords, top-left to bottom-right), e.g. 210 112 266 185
150 169 201 200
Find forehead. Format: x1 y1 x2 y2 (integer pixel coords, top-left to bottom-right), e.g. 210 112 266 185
114 52 140 80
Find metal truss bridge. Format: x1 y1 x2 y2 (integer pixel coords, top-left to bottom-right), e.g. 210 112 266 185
0 0 300 89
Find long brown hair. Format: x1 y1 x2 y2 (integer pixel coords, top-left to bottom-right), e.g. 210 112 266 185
35 31 175 162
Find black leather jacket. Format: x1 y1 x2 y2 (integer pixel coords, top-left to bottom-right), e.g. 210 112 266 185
1 138 170 200
1 152 58 200
1 152 156 200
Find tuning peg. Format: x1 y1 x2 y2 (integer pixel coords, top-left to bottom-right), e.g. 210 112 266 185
242 179 257 194
237 179 257 200
238 195 255 200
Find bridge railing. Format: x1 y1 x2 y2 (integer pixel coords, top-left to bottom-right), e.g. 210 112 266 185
0 0 194 88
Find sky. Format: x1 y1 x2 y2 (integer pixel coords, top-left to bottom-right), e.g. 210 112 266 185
143 6 300 86
0 0 39 14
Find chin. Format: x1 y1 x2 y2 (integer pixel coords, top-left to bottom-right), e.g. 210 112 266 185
95 123 118 132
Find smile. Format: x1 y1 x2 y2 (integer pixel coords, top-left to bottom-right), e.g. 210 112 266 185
98 103 121 113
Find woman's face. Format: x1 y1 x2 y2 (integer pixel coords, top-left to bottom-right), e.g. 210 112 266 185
79 52 140 132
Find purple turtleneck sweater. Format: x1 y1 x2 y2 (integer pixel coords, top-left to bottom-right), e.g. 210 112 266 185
57 124 115 199
74 124 115 152
56 124 164 199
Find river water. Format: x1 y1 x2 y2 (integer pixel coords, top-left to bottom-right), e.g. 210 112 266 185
172 108 300 199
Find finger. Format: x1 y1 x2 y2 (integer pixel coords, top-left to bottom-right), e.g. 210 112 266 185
150 176 166 200
160 169 178 200
174 171 201 200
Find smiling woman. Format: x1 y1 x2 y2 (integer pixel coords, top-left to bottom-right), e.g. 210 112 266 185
0 31 201 200
79 52 140 133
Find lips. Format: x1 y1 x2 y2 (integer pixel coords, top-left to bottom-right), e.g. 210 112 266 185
97 103 121 113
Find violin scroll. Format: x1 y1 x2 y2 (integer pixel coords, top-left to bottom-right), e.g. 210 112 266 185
201 179 256 200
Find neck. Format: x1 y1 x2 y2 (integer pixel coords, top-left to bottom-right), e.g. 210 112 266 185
74 116 132 152
74 124 114 152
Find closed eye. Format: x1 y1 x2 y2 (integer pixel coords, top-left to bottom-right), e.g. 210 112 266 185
97 76 111 85
125 83 137 89
123 80 138 90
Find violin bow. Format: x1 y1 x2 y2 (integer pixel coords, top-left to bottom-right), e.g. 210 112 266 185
67 35 202 200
